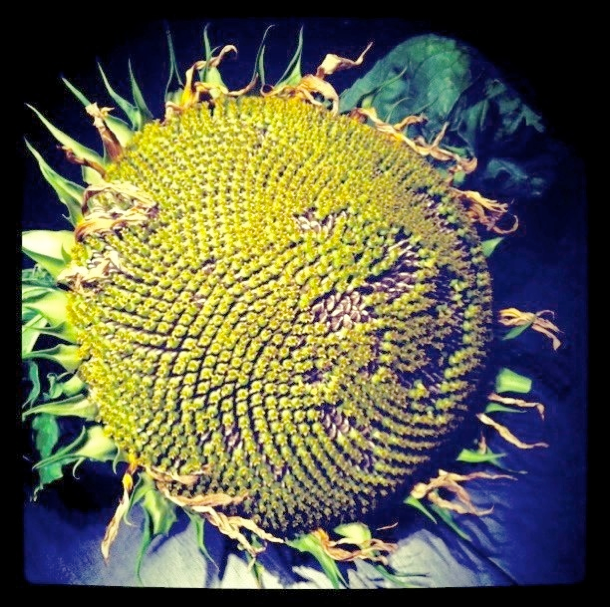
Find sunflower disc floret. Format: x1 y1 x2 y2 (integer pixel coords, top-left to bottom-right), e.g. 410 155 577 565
67 95 493 536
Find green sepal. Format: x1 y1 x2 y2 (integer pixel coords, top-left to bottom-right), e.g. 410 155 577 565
502 323 533 341
485 402 526 415
42 372 85 401
186 510 217 569
370 563 421 588
429 504 471 542
456 448 507 465
63 77 134 149
24 139 84 226
495 367 532 394
22 287 68 327
30 322 77 344
97 63 147 135
22 265 57 288
287 531 346 589
23 395 97 421
21 314 48 356
31 413 63 497
275 27 304 88
23 343 82 373
199 24 227 88
81 165 105 185
128 60 154 127
23 361 41 408
333 522 371 545
130 473 178 583
244 536 265 588
22 230 75 279
403 495 437 524
164 27 184 103
252 25 275 87
27 104 105 170
481 237 504 258
33 424 117 473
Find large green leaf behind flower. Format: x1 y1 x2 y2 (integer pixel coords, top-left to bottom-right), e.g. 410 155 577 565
340 34 564 202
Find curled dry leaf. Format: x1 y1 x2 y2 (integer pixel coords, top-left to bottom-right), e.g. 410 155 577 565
477 413 549 449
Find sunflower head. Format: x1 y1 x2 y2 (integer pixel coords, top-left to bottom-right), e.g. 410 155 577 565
64 91 492 536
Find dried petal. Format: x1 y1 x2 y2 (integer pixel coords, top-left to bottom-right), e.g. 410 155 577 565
85 103 123 161
488 392 545 420
315 42 373 78
410 469 514 516
477 413 549 449
310 527 397 565
101 461 138 561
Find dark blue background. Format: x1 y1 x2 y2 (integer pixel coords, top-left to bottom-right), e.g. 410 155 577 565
20 16 588 588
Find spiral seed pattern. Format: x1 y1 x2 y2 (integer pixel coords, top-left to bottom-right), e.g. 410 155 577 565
68 96 492 536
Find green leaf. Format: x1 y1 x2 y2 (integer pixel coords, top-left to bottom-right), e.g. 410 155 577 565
31 413 63 496
495 367 532 394
24 139 84 226
485 402 526 415
23 343 82 373
502 323 533 341
333 522 372 545
339 33 557 203
28 104 105 170
275 27 304 88
403 495 437 524
128 60 153 128
456 448 507 464
23 395 97 421
481 237 504 258
22 230 75 278
252 25 275 87
287 532 346 589
164 26 184 102
429 504 471 541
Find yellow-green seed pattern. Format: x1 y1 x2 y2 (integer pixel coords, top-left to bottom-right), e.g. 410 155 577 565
68 96 492 535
